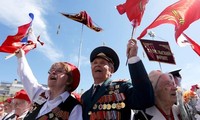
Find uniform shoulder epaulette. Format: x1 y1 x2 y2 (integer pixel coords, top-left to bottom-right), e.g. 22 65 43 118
112 79 129 82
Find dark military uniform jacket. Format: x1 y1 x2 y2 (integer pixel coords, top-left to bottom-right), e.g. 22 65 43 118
81 60 154 120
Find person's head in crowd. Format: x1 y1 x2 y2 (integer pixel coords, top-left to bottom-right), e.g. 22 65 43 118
0 102 4 116
3 97 14 113
149 70 177 106
48 62 80 92
90 46 119 84
13 89 31 117
169 69 182 86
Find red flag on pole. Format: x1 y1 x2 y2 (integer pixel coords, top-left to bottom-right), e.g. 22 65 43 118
61 11 103 32
116 0 149 27
137 0 200 56
138 0 200 40
179 33 200 56
0 13 36 54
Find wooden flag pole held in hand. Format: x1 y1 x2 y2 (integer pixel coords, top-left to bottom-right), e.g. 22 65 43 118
126 26 136 65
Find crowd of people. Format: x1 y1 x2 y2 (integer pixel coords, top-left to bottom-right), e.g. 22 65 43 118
0 89 31 120
0 39 198 120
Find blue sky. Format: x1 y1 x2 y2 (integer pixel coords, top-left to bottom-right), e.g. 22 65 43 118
0 0 199 93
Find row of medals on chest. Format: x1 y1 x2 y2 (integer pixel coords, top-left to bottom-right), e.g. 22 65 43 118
93 84 126 110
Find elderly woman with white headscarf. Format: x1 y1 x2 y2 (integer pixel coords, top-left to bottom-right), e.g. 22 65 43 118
134 70 181 120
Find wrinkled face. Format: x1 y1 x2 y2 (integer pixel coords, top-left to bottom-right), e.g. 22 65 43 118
91 58 114 84
13 99 30 116
155 74 177 105
48 63 69 91
3 102 13 113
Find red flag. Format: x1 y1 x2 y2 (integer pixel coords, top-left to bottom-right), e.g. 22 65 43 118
180 33 200 56
116 0 148 27
0 13 36 54
137 0 200 40
61 11 103 32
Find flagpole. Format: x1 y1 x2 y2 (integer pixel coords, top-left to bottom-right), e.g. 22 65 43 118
131 26 135 39
148 31 163 71
126 26 135 65
4 43 30 60
149 31 162 71
159 62 162 71
5 53 16 60
5 45 26 60
77 24 84 69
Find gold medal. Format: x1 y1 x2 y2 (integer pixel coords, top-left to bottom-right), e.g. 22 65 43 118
93 104 98 110
107 104 111 110
121 102 125 108
111 103 116 109
116 103 122 110
103 104 107 110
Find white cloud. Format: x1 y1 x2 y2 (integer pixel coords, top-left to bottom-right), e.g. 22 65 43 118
0 0 64 62
68 53 90 68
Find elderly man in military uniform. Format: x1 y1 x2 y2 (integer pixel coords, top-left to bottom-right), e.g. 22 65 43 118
81 39 154 120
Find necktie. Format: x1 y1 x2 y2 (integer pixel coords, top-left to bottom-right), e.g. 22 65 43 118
92 85 100 96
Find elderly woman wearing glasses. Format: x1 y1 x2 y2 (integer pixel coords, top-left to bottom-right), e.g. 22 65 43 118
15 49 82 120
134 70 181 120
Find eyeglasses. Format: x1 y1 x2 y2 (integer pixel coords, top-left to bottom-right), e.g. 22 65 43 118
48 62 72 76
48 69 67 75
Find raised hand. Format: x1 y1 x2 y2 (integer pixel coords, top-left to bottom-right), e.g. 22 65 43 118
126 39 138 58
